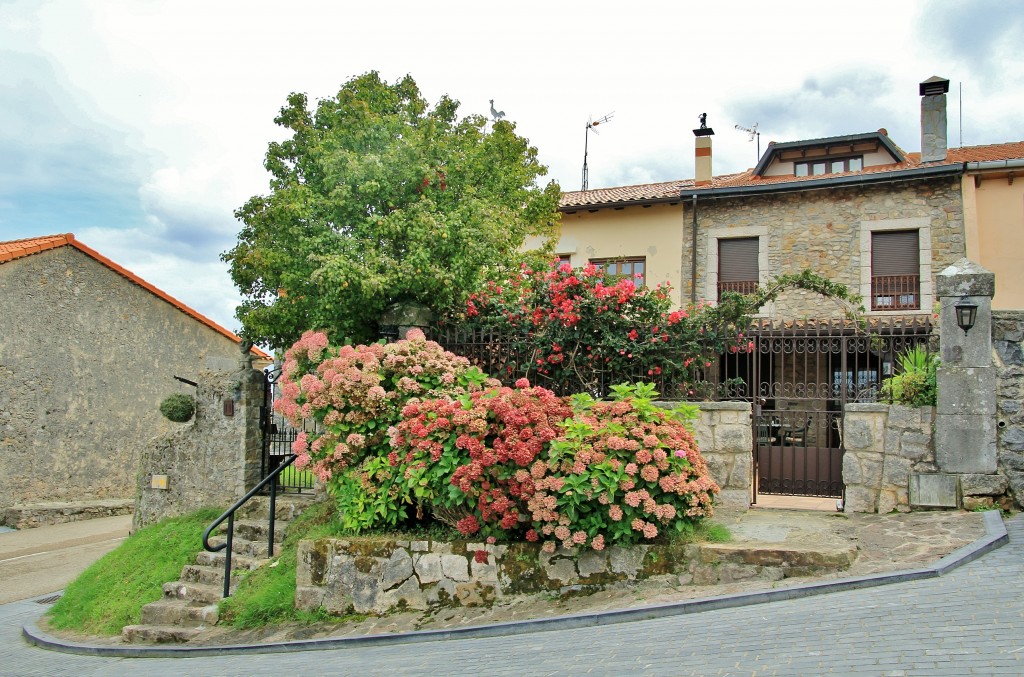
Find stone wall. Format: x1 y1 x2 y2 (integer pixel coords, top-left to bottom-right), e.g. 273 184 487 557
0 246 250 517
295 533 852 616
842 404 936 513
994 311 1024 507
133 363 265 529
688 401 752 509
687 177 965 318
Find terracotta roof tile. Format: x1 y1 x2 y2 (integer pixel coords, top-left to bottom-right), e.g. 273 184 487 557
0 233 268 358
559 140 1024 209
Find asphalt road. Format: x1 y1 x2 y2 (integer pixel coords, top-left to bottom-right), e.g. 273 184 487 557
1 514 1021 676
0 515 131 605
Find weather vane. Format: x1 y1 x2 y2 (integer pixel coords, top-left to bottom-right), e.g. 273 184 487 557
489 99 505 123
734 122 761 159
581 112 614 191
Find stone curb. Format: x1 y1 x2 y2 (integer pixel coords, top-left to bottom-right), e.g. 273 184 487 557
22 510 1010 659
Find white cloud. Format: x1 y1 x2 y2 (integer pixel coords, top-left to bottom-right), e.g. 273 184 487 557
3 0 1021 339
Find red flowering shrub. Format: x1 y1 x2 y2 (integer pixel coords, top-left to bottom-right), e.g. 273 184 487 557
458 261 750 398
457 262 861 399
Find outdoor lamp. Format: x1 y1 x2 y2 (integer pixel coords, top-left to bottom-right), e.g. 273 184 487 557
954 299 978 335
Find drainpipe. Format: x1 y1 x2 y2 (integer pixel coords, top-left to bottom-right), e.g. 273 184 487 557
690 194 698 305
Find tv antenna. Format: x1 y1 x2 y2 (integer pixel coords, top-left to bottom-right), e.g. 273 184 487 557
734 122 761 160
581 112 614 191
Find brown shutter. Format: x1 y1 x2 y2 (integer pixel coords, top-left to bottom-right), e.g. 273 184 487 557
719 238 759 282
872 231 919 275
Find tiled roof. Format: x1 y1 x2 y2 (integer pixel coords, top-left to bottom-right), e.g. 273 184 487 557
0 233 268 358
560 140 1024 209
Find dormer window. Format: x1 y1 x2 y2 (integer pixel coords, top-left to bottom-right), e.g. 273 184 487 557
794 156 864 177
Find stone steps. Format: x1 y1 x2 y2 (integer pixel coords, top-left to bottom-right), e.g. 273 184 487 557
122 494 318 644
121 624 205 644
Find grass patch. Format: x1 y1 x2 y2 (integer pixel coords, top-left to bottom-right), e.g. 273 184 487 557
278 464 315 489
46 508 222 635
669 519 732 545
219 500 356 629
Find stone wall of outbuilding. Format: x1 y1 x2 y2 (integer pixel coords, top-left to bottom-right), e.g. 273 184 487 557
0 246 251 521
994 311 1024 508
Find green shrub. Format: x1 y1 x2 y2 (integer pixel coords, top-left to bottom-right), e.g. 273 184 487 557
159 393 195 422
879 347 938 407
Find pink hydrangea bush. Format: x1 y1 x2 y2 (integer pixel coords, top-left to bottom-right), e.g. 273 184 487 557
388 380 572 537
274 328 495 484
388 380 719 549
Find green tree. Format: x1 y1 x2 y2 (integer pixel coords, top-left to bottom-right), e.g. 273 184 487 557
224 72 560 348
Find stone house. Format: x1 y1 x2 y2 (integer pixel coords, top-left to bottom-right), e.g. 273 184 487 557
0 233 268 523
523 76 1024 505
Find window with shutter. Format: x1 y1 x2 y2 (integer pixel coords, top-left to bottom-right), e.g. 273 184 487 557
871 230 920 310
718 237 759 300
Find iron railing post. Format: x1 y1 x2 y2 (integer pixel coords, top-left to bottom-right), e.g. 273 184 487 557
223 513 234 598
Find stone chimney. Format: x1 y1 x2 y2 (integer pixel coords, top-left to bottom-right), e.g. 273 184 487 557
919 75 950 163
693 114 715 186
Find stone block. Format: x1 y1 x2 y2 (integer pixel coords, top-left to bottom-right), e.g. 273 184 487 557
576 549 609 578
471 558 499 583
440 554 470 582
715 425 750 453
936 367 996 415
899 432 933 461
608 545 647 578
542 555 577 583
842 486 877 513
935 413 997 473
380 576 427 611
959 473 1008 496
887 405 925 429
909 472 959 508
962 496 994 511
729 452 752 489
843 417 883 452
877 490 897 515
882 455 911 488
381 549 413 590
995 341 1024 366
715 488 752 510
842 453 863 485
414 552 443 584
1001 427 1024 452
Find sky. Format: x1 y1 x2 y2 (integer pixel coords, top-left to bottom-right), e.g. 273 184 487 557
2 0 1021 335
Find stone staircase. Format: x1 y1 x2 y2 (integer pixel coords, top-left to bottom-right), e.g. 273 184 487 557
122 494 316 644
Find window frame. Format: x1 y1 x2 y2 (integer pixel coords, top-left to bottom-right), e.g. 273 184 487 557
795 155 864 177
589 256 647 286
859 218 932 314
717 237 760 301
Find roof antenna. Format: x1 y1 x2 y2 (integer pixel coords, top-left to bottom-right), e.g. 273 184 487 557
581 112 614 191
734 122 761 160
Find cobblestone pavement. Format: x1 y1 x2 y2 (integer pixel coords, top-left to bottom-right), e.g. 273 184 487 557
2 512 1021 676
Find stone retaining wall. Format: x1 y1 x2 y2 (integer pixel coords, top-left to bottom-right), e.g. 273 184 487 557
2 499 134 529
295 534 853 616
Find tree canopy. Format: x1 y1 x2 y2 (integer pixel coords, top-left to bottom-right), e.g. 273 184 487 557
223 72 561 348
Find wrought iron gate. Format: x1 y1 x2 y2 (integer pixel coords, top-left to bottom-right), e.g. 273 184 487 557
718 317 934 501
260 367 315 494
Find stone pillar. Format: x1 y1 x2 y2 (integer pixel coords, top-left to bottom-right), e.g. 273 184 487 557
379 301 433 340
919 76 949 163
687 401 752 511
934 259 997 479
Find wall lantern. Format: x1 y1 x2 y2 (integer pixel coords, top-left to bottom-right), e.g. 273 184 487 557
955 299 978 335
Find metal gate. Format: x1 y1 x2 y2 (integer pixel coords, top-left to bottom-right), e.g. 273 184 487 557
260 367 315 494
718 317 934 501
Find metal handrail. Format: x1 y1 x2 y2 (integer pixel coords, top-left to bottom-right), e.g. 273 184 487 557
201 453 298 598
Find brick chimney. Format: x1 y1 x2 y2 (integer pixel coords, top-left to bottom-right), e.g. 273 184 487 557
919 75 950 163
693 116 715 186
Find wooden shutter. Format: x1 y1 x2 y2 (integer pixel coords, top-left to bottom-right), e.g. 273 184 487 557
719 238 759 282
871 231 919 275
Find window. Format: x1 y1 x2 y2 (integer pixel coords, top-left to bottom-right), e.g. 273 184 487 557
717 238 759 300
795 156 863 177
871 230 920 310
589 257 646 285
